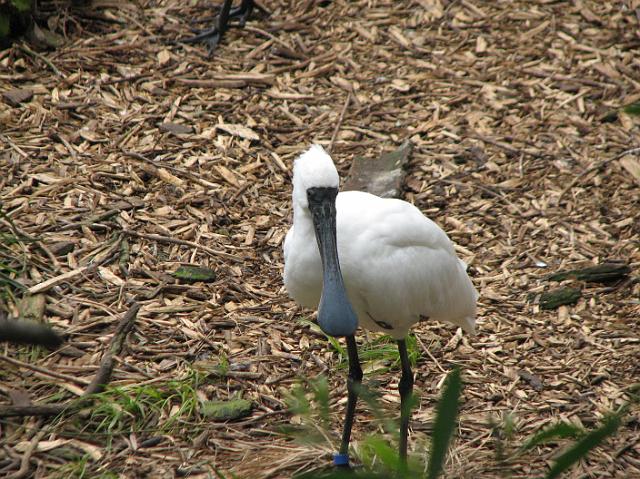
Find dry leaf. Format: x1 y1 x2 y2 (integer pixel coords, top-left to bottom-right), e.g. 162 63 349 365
98 266 124 286
15 439 68 453
476 36 487 53
215 165 241 187
217 123 260 141
30 173 63 184
330 76 355 92
3 88 34 106
391 79 411 92
157 49 172 65
619 155 640 185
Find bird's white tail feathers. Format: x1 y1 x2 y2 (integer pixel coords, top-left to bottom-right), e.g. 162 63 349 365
457 258 478 336
459 316 477 336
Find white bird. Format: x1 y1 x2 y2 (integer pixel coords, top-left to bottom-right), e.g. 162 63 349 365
283 144 478 468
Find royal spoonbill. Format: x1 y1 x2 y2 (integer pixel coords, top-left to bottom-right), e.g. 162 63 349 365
283 145 478 467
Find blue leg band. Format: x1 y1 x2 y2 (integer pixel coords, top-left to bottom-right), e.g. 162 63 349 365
333 453 350 466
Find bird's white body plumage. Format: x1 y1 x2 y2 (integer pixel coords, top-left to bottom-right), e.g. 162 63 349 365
283 146 478 339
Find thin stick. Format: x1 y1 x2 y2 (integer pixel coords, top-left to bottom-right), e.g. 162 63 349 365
121 150 219 189
0 354 90 386
35 241 62 272
557 147 640 205
245 26 294 51
415 335 447 374
123 229 243 262
6 425 46 479
436 178 523 215
84 302 140 396
469 133 520 156
27 266 91 294
0 404 69 417
16 43 63 77
328 93 351 154
0 303 141 418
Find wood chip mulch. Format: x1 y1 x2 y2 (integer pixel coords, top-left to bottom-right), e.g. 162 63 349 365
1 1 639 477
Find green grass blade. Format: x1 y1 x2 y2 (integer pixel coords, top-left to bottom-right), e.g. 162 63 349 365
0 270 27 291
426 367 462 479
11 0 33 13
623 102 640 116
545 413 622 479
519 421 585 452
298 318 347 363
362 435 401 471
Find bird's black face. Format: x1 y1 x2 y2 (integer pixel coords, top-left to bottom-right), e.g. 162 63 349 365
307 187 358 337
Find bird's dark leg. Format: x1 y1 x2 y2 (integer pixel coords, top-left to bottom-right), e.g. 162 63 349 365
397 338 414 466
231 0 255 27
183 0 256 54
335 335 363 468
183 0 233 52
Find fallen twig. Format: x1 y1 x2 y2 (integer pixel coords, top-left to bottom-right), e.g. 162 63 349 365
5 422 46 479
84 302 140 396
557 147 640 205
0 303 141 418
0 354 87 385
16 43 63 77
122 229 243 262
328 93 351 154
27 266 91 294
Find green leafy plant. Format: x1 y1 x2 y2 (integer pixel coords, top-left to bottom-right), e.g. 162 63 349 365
48 456 118 479
542 385 637 479
488 412 518 469
49 454 91 479
359 435 407 475
212 468 240 479
289 367 464 479
519 421 585 453
284 375 333 445
358 335 419 374
545 413 623 479
298 319 419 375
354 381 400 437
426 367 461 479
623 102 640 116
290 369 638 479
10 0 32 12
504 384 639 479
0 0 33 42
80 368 204 444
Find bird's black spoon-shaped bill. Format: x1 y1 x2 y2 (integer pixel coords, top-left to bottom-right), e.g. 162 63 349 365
307 187 358 337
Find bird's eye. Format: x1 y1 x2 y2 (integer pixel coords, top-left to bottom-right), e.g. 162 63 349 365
307 188 319 203
307 187 337 205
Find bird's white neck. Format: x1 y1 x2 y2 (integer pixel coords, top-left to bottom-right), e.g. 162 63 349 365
292 188 315 236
